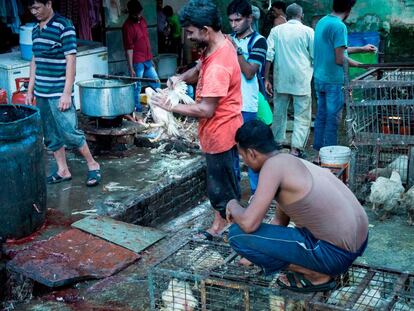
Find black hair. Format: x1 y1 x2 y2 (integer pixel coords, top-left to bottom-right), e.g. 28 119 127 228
272 1 286 13
28 0 51 5
235 120 279 154
127 0 143 15
227 0 252 18
162 5 174 17
333 0 356 13
179 0 222 31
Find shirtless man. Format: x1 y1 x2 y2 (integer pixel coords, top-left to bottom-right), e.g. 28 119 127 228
226 120 368 292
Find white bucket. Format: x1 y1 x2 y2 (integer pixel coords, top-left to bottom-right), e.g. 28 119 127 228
319 145 351 166
157 53 178 79
20 23 35 61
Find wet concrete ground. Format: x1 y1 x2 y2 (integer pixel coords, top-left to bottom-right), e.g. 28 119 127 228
3 130 414 310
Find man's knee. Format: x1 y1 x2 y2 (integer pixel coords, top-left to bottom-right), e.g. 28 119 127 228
228 224 244 246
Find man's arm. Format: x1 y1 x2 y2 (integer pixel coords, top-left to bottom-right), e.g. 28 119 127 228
177 61 200 85
59 54 76 111
348 44 377 54
25 56 36 105
172 96 218 118
264 60 273 96
335 47 362 68
226 159 283 233
126 49 135 77
238 36 267 80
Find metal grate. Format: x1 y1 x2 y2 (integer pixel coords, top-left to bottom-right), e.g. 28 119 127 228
148 240 414 310
346 67 414 145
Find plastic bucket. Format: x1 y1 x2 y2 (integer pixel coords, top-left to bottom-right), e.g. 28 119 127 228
20 23 35 61
348 31 380 47
157 53 178 79
319 145 351 167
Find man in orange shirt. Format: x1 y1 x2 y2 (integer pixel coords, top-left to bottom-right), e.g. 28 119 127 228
151 0 243 239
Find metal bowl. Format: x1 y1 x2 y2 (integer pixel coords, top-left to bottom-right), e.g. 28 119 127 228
77 79 135 117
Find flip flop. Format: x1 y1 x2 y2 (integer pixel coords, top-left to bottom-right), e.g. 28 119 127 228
47 172 72 184
277 271 336 293
86 169 101 187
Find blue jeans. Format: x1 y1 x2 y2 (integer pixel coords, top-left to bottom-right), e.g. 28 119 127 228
133 60 161 112
228 223 367 276
242 111 259 194
313 79 344 151
36 96 85 151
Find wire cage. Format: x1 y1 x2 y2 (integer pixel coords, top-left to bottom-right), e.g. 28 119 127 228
348 144 414 200
345 67 414 145
148 239 414 311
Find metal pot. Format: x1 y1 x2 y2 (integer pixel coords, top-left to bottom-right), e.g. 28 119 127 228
77 79 135 117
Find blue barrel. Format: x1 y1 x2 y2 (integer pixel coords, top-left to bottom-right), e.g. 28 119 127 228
0 105 46 239
348 31 380 47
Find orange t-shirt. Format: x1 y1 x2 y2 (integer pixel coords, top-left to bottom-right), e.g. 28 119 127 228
196 39 243 154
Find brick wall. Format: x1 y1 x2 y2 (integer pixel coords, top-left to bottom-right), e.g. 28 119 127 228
111 160 207 226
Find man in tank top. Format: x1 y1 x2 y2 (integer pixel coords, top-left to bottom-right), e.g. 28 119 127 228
226 120 368 293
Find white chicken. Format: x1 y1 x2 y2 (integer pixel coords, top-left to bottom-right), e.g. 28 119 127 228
327 286 387 310
145 77 195 141
160 278 198 311
367 155 408 182
399 185 414 226
369 170 405 218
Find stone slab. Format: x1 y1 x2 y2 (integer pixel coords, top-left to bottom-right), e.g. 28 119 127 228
72 216 166 254
6 229 140 287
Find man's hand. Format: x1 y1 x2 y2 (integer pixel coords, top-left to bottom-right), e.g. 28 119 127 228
362 44 377 53
130 68 136 78
226 199 240 223
58 93 72 111
150 91 172 112
167 75 182 89
265 79 273 97
25 92 34 105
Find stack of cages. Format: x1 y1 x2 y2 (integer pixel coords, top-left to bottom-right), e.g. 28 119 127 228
345 66 414 200
147 239 414 310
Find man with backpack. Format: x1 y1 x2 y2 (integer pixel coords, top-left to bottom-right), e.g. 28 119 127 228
228 0 268 193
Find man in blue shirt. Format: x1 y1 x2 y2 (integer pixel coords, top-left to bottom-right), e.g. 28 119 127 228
313 0 376 152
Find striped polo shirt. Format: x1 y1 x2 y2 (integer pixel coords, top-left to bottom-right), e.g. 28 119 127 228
32 14 77 98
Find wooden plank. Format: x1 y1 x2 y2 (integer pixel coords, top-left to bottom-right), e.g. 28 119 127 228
72 216 166 254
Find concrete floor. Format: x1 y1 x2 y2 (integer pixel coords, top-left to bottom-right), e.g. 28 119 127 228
3 134 414 310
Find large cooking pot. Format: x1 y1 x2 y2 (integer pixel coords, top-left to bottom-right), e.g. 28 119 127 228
77 79 135 117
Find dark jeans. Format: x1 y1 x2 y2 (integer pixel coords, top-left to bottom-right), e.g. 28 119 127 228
205 146 241 219
228 223 368 276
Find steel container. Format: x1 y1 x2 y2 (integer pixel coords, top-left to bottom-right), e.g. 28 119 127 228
77 79 135 117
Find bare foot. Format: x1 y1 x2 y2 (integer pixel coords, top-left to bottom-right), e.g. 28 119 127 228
239 257 253 266
206 210 228 235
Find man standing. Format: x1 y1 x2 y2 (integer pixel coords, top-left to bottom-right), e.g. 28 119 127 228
313 0 376 152
271 1 287 26
123 0 160 113
26 0 101 187
265 3 314 158
152 0 242 239
227 120 368 292
228 0 267 193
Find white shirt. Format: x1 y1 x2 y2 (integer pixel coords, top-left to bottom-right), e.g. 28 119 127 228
266 19 314 96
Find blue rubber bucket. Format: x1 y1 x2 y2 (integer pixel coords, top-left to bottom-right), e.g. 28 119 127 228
19 23 36 61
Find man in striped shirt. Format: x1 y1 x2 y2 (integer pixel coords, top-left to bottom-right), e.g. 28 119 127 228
26 0 101 187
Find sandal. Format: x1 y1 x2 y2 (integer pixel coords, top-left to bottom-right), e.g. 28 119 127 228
193 230 214 241
277 271 336 293
86 169 101 187
47 172 72 184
